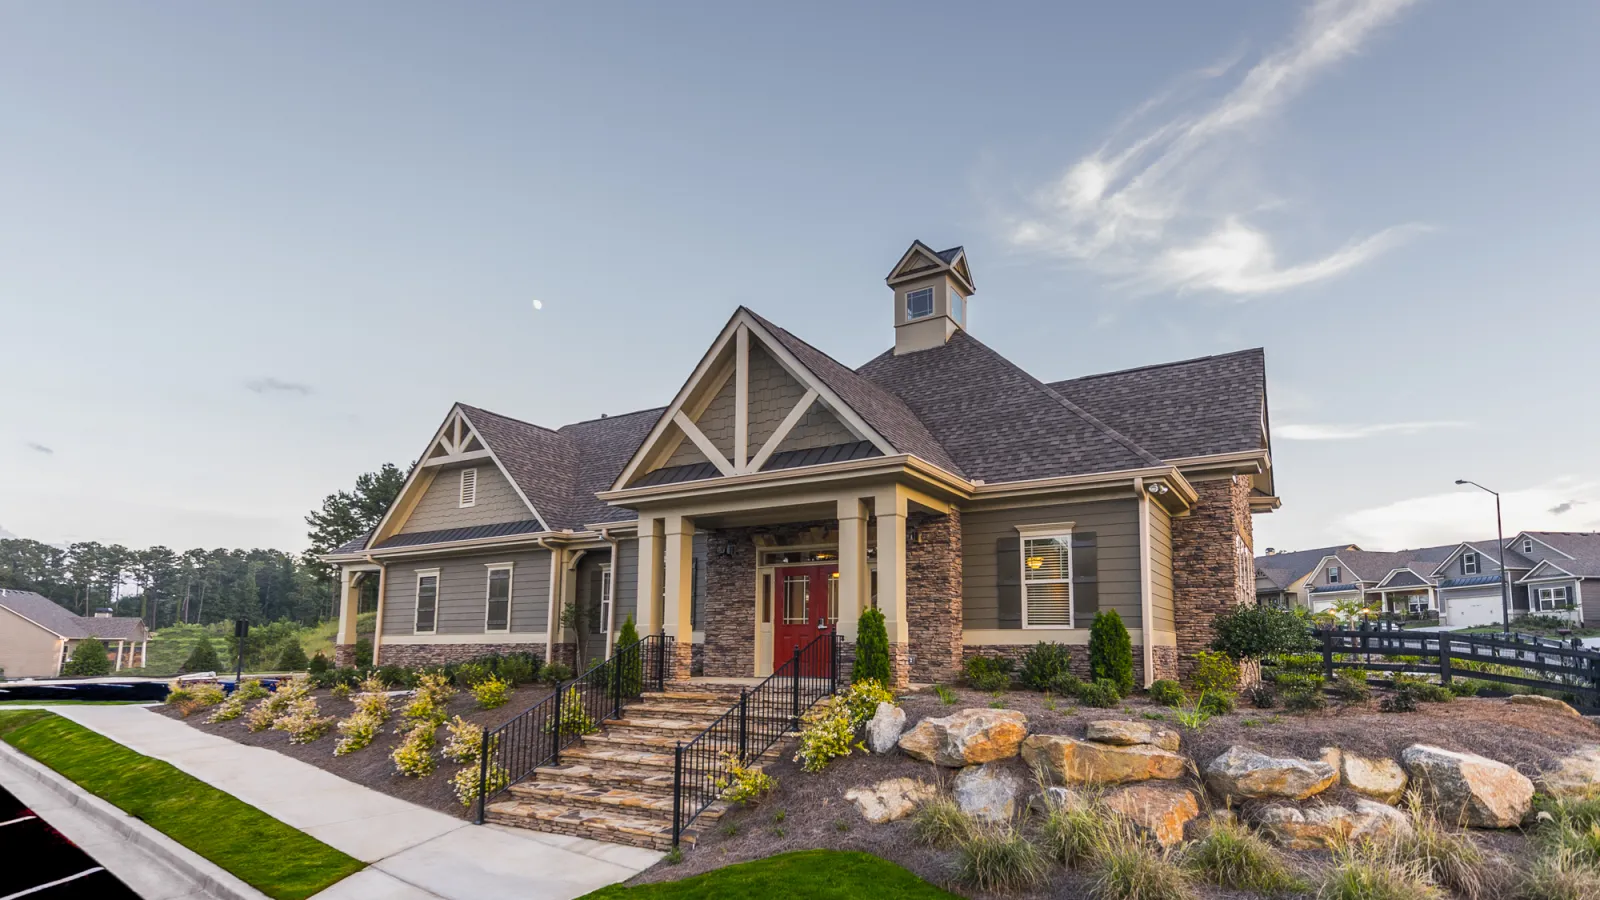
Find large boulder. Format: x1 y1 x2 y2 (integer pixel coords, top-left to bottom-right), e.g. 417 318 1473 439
1021 734 1186 785
1539 746 1600 799
1086 720 1181 753
898 709 1028 767
953 763 1023 823
844 777 938 824
866 702 906 755
1401 745 1534 828
1103 783 1200 848
1029 786 1083 814
1256 800 1413 850
1508 694 1582 718
1341 751 1409 804
1205 746 1336 802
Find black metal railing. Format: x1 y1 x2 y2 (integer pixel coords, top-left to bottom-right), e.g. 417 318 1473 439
669 631 838 845
474 633 667 823
1314 625 1600 709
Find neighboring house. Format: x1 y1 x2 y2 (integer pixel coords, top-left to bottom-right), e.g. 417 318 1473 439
1255 534 1600 628
323 241 1278 686
0 590 150 678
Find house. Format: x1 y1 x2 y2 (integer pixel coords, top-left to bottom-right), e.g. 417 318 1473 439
1256 534 1598 628
322 242 1277 686
0 590 150 678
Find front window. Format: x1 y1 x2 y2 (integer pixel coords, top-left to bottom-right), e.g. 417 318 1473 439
1463 552 1479 576
1327 565 1340 584
1523 539 1534 554
1537 586 1568 611
906 288 934 320
485 567 512 632
783 576 809 624
1022 532 1073 628
415 572 439 634
951 293 965 326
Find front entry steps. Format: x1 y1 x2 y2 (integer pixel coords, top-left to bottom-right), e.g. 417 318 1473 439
484 689 787 851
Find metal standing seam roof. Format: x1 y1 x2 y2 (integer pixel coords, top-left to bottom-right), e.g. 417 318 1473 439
374 519 549 549
1437 574 1508 589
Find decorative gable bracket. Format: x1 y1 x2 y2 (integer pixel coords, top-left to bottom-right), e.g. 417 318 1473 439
421 409 490 468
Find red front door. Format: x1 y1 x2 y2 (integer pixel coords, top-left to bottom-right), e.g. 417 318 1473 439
773 565 837 675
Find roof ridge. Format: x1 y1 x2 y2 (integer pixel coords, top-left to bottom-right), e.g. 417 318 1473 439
1050 347 1265 385
560 406 667 429
456 402 563 436
952 332 1165 468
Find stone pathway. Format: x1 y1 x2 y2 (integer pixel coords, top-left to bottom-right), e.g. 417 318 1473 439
34 705 660 900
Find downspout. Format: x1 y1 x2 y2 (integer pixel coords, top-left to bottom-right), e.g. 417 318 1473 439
537 537 560 667
1134 477 1156 688
364 555 388 667
600 527 621 657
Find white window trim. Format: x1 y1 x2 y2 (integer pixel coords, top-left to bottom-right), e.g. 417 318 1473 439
1537 586 1568 611
905 287 935 321
598 563 614 640
1327 566 1341 584
1018 522 1075 630
459 468 478 508
1523 539 1535 554
413 568 441 635
1463 552 1479 576
484 563 514 633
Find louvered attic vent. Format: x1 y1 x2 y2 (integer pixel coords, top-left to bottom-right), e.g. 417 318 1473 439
459 468 477 507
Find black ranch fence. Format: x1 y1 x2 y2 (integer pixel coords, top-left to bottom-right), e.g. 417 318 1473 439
1313 626 1600 710
670 631 838 846
474 633 667 823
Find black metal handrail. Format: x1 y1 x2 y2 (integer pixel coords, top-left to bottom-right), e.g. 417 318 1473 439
474 633 667 823
669 631 838 845
1313 626 1600 709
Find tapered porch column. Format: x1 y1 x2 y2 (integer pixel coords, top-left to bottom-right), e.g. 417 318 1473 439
836 497 869 647
334 566 360 668
636 518 665 635
874 486 910 686
662 514 696 680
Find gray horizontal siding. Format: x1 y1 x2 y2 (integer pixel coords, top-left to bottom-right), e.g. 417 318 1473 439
382 549 552 637
1149 502 1174 633
398 463 533 535
962 498 1142 630
614 538 639 629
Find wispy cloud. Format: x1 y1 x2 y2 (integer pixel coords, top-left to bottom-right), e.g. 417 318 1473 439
245 377 313 396
1006 0 1424 296
25 441 53 455
1338 478 1600 548
1277 420 1465 441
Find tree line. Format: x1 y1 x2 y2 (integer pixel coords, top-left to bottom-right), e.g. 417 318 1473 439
0 463 405 630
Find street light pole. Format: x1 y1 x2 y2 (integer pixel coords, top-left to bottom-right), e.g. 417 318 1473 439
1455 480 1510 631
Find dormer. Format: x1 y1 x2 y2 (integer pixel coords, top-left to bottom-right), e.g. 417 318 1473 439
886 240 975 356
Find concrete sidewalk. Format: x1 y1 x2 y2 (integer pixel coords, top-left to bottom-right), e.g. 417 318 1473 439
41 705 660 900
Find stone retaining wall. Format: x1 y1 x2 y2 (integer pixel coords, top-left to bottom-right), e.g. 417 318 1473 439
375 643 547 668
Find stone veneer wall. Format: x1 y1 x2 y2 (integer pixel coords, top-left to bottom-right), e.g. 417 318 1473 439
1171 475 1255 682
703 521 837 679
963 644 1162 687
906 510 963 684
375 643 548 668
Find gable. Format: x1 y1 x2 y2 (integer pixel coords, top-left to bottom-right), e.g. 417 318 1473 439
396 464 533 536
1430 543 1503 577
887 244 946 282
1520 559 1577 582
615 310 894 489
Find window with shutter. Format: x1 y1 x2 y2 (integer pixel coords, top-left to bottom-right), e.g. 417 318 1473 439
485 566 511 631
1021 531 1073 628
459 468 478 508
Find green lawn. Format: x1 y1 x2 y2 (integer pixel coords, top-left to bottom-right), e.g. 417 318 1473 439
0 711 364 900
581 850 961 899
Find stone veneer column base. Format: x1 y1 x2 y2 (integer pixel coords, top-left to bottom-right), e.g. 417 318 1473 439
334 644 356 668
1172 475 1255 682
663 636 694 683
888 642 910 689
905 510 963 686
1151 646 1179 683
376 643 548 668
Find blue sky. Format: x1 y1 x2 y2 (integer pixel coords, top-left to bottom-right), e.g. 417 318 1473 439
3 1 1597 554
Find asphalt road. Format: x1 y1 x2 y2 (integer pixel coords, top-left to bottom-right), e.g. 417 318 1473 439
0 784 140 900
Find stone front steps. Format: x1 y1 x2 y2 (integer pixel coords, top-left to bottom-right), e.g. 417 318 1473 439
483 689 748 851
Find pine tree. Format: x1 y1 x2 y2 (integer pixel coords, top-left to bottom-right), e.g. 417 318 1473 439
1088 610 1134 696
182 638 221 673
854 607 891 685
614 615 642 695
63 637 112 677
308 651 332 675
276 641 309 671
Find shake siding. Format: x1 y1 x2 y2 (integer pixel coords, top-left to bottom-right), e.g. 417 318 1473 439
0 606 63 677
397 464 533 534
693 374 738 458
773 403 856 454
1148 501 1175 633
962 499 1142 630
745 343 808 449
662 425 712 468
382 549 552 637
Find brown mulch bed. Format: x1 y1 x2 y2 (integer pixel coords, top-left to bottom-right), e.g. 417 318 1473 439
630 684 1596 897
158 684 552 816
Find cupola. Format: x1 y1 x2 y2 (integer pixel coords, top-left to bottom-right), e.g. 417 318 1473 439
885 241 974 355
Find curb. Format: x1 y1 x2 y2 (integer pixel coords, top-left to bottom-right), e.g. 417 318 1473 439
0 741 273 900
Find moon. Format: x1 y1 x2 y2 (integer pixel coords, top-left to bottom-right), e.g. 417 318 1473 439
532 299 544 311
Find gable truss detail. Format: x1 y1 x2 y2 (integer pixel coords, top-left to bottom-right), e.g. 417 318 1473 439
422 409 490 468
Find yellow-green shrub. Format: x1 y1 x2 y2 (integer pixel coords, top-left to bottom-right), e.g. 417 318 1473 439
391 723 437 777
543 686 598 736
714 752 776 804
471 675 511 710
334 710 383 756
793 697 861 773
207 694 247 723
843 679 894 725
450 762 509 806
442 716 487 764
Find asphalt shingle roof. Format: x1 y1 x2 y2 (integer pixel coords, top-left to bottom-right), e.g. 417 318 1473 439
1519 533 1600 577
0 590 146 641
1256 545 1360 591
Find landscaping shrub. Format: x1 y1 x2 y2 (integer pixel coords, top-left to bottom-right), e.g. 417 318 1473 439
1019 642 1074 691
1192 651 1241 695
1048 671 1085 698
538 662 574 684
330 683 353 700
934 684 958 705
1274 653 1323 676
1317 842 1440 900
1093 828 1195 900
1211 604 1316 662
1184 815 1302 894
391 723 437 777
454 661 492 689
1447 679 1488 697
1380 683 1420 713
401 673 455 729
1149 679 1186 707
1197 690 1234 716
1089 611 1135 696
274 698 334 743
334 710 382 756
353 639 373 670
1037 795 1114 868
1538 817 1600 870
1389 794 1489 899
854 607 891 685
450 761 509 807
544 686 598 737
912 796 973 849
470 675 511 710
1246 683 1279 709
374 664 414 688
207 694 247 723
308 652 331 676
235 678 269 701
964 655 1013 691
793 697 860 772
441 715 486 764
1394 674 1453 703
170 682 226 717
1175 701 1213 732
1078 678 1122 708
843 679 894 725
611 615 642 696
1284 683 1327 712
496 654 537 686
275 641 309 672
63 637 112 677
1330 671 1372 702
182 639 221 674
957 824 1048 893
714 752 776 805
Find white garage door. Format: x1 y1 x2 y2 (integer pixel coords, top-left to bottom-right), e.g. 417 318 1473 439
1444 590 1504 628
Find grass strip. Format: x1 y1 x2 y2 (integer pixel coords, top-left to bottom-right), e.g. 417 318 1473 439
0 710 363 900
581 850 962 899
